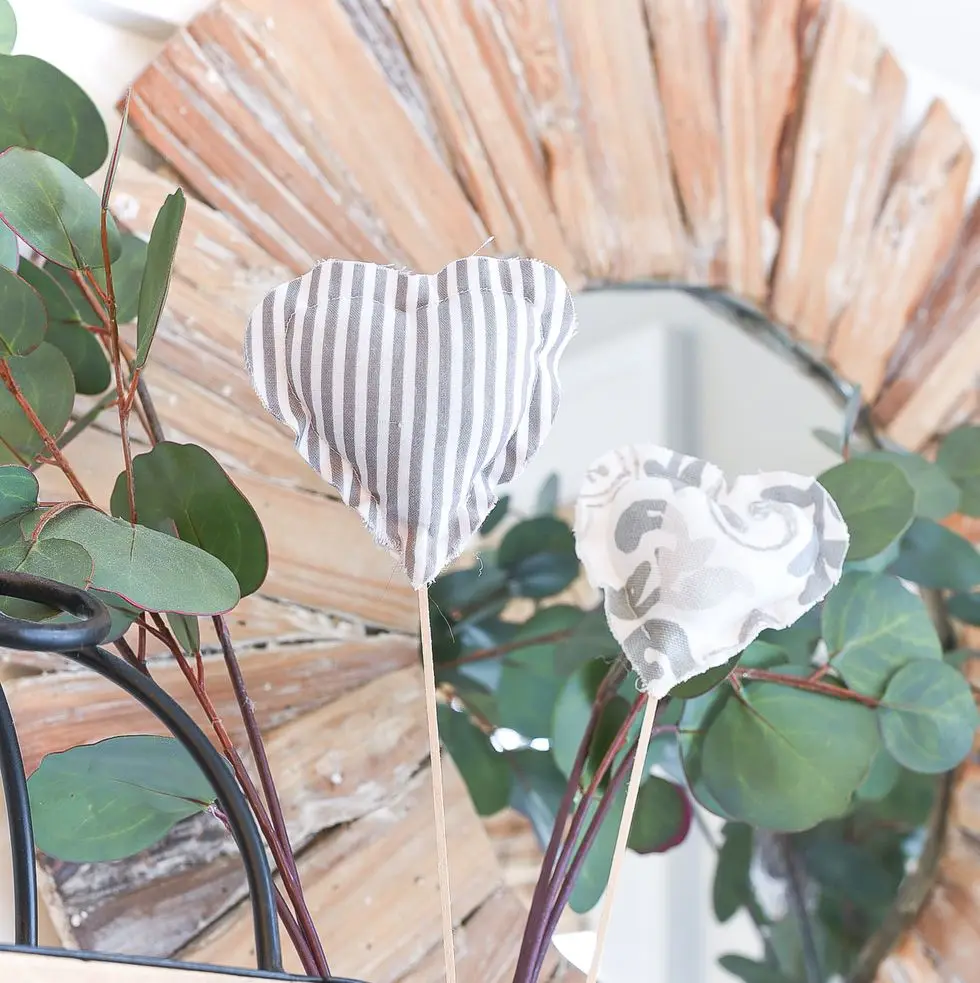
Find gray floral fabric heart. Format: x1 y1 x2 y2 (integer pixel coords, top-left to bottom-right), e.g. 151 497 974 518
245 257 577 586
574 445 849 697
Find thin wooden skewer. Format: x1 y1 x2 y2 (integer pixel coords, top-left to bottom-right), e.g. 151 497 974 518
585 695 659 983
417 586 458 983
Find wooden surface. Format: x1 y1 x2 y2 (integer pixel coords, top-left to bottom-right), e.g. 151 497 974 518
12 0 980 978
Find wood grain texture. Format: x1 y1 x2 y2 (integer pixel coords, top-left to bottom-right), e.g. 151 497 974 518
829 99 973 397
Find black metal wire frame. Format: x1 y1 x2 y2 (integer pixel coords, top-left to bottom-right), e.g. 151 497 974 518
0 571 361 981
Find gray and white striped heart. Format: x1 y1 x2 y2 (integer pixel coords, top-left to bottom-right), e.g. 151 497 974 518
245 257 577 587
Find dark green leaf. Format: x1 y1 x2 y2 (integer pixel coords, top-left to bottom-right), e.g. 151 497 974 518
535 472 560 515
498 516 579 599
701 680 880 831
26 505 241 615
555 606 621 675
889 518 980 591
0 222 16 270
568 783 627 913
739 640 791 669
110 442 268 597
937 425 980 516
0 2 15 54
841 385 862 454
818 459 915 561
18 261 83 322
822 572 941 696
627 776 691 854
800 835 900 911
945 647 975 668
0 266 44 356
858 450 961 521
718 954 797 983
168 613 200 654
0 537 92 619
551 660 610 778
0 342 74 464
95 233 146 324
46 321 110 395
94 590 140 643
878 659 979 773
713 823 753 923
947 592 980 626
437 704 510 816
678 685 737 818
0 55 107 176
864 769 938 827
479 495 509 535
759 606 822 666
0 148 119 268
506 748 567 848
28 736 215 862
856 746 901 802
429 563 507 615
136 190 185 368
670 654 740 699
0 464 35 520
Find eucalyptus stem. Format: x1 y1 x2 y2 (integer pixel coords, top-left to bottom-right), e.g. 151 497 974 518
778 835 823 983
734 666 880 708
442 627 577 668
57 390 117 450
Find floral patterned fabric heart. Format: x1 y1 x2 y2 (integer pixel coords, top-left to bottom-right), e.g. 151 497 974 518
245 256 576 587
574 445 849 697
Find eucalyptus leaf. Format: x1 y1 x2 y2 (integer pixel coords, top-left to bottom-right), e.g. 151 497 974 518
555 606 622 675
506 748 567 848
0 148 120 268
937 425 980 516
822 572 941 696
800 835 901 912
0 1 15 54
759 606 821 665
858 450 960 521
29 505 241 615
19 261 84 324
678 685 737 818
701 679 880 831
535 472 561 515
429 563 507 616
168 613 200 655
818 460 915 561
717 954 798 983
46 321 110 395
0 464 36 520
0 342 74 464
568 783 627 914
28 735 215 862
889 518 980 591
95 233 146 324
670 653 740 699
713 823 754 923
0 222 16 270
0 266 44 356
551 660 611 778
479 495 509 535
498 516 579 599
947 592 980 626
110 442 268 597
626 776 691 854
878 659 979 774
0 55 107 176
841 385 863 454
437 704 510 816
856 746 901 802
0 537 92 620
136 189 185 368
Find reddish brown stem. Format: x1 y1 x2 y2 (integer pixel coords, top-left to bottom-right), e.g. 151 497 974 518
441 627 576 668
0 361 92 501
734 667 880 707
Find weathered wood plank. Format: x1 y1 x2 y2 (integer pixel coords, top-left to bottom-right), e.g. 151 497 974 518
181 761 503 980
556 0 687 280
770 2 905 347
829 99 973 397
7 639 417 774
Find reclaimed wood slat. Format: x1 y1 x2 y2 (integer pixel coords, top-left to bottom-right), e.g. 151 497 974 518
181 762 503 979
555 0 687 280
829 99 973 397
769 1 904 347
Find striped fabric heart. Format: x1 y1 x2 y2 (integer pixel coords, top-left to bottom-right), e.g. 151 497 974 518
245 257 577 587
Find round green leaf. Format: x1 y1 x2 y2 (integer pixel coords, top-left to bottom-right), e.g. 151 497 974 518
938 425 980 516
0 266 45 356
713 823 753 923
858 450 961 520
0 147 120 268
701 680 880 831
947 592 980 626
0 342 74 464
0 2 15 54
0 464 36 520
46 322 110 395
429 564 507 616
437 704 510 816
94 232 146 324
0 537 93 619
626 776 691 854
555 606 621 675
0 55 107 177
878 660 979 773
0 222 16 270
479 495 509 535
110 442 268 597
28 735 215 862
505 749 567 847
822 571 941 696
535 472 561 515
137 190 185 367
498 515 579 599
670 653 740 699
678 685 737 818
551 660 610 777
18 261 84 323
29 505 241 615
819 459 915 561
856 746 901 802
568 783 626 914
889 518 980 591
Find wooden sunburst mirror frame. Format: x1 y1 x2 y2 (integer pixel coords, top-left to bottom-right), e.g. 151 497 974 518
8 0 980 981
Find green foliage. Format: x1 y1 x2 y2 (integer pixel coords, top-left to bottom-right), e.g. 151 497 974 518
718 955 796 983
0 1 15 55
479 494 509 534
0 343 74 463
136 189 185 368
0 148 120 268
818 459 915 560
0 537 91 619
889 518 980 590
498 516 579 598
437 705 510 816
110 441 269 597
28 736 215 861
858 449 961 520
0 266 45 356
0 222 16 270
0 55 107 177
713 823 754 923
0 463 36 520
937 425 980 516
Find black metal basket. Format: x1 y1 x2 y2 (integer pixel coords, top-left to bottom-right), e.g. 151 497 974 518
0 570 364 982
